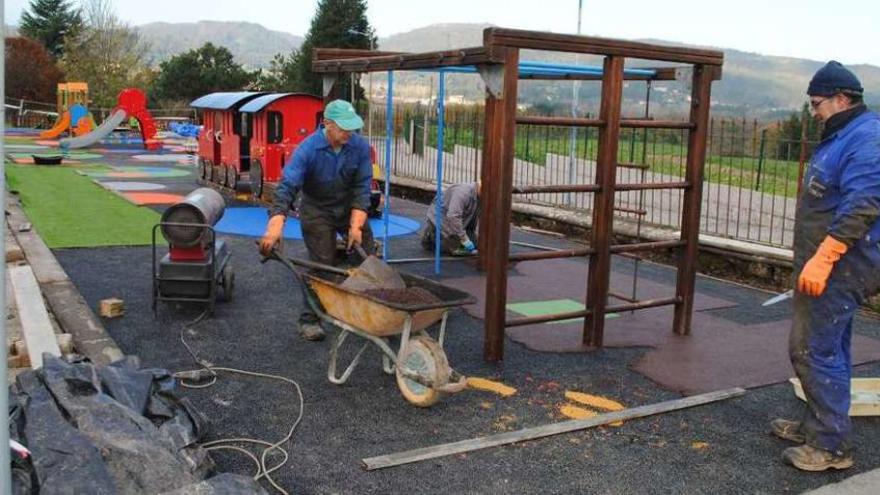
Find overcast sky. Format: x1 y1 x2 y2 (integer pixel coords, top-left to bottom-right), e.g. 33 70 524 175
5 0 879 66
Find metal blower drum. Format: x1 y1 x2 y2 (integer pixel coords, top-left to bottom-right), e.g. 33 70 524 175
152 187 233 315
160 187 226 247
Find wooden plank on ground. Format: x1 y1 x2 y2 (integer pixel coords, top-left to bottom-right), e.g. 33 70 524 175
362 387 746 471
9 264 61 368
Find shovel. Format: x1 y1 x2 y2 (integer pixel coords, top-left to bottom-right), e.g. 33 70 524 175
341 243 406 291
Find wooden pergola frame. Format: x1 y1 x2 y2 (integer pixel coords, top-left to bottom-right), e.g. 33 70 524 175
313 28 723 362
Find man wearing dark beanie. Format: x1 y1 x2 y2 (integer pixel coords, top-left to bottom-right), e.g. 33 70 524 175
771 60 880 471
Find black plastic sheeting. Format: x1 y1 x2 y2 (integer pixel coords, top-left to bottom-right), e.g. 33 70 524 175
8 354 267 494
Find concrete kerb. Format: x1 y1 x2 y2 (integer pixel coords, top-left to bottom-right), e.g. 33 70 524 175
5 193 124 365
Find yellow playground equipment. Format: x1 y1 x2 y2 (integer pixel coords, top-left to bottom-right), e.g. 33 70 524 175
40 82 95 139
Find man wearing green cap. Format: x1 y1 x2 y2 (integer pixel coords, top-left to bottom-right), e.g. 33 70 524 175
260 99 374 341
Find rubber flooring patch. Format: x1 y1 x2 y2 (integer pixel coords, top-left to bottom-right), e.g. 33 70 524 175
122 192 185 205
214 206 421 240
101 181 166 191
507 299 619 324
84 167 190 179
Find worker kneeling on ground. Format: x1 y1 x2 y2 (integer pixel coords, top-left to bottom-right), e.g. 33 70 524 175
420 181 480 256
772 61 880 472
259 99 374 341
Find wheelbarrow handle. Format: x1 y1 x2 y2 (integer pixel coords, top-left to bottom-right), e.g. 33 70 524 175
257 242 349 276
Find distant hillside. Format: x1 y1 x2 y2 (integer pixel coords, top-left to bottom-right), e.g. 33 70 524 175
376 24 880 118
120 21 878 117
137 21 302 69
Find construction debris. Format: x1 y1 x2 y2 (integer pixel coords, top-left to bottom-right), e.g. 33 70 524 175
99 297 125 318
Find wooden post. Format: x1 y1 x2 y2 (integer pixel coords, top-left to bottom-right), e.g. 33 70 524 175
584 56 625 347
673 64 714 335
477 90 499 272
483 47 520 362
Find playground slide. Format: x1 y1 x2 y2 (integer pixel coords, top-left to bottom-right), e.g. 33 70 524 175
59 109 127 149
40 111 71 139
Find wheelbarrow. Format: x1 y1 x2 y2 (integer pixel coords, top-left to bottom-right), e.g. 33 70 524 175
265 250 476 407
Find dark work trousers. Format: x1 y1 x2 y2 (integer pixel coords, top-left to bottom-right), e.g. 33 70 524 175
420 222 477 255
790 250 880 454
297 204 374 325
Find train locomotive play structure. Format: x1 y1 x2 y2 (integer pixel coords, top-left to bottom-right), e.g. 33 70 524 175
190 92 323 197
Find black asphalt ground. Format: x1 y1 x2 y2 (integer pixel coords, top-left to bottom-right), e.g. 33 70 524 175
55 196 880 494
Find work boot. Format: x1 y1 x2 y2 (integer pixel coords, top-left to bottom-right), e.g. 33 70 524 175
771 418 805 443
782 444 853 472
298 320 325 341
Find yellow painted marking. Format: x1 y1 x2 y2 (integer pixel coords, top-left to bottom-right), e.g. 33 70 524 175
466 377 517 397
564 391 624 411
691 441 710 451
565 391 625 426
559 404 598 420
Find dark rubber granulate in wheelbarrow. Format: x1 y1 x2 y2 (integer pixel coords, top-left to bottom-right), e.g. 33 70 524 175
363 287 441 305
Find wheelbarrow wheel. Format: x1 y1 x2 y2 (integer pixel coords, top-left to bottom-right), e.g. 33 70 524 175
396 335 450 408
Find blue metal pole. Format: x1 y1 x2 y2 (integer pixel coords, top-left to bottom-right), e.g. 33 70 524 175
383 70 393 259
434 70 446 274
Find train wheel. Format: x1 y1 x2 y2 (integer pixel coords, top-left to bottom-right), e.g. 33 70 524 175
251 160 264 200
198 158 208 180
227 166 238 191
395 335 450 408
212 165 223 184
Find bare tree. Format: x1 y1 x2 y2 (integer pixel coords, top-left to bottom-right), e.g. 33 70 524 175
60 0 153 109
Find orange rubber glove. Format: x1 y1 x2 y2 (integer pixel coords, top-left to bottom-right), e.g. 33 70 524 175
259 215 285 256
797 235 848 297
347 208 368 250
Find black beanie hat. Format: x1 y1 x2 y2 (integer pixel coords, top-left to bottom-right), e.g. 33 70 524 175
807 61 863 96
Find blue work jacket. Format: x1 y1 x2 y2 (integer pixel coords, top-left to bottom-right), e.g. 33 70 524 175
270 127 372 218
795 110 880 267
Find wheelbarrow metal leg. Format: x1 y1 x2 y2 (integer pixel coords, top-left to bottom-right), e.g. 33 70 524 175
328 330 371 385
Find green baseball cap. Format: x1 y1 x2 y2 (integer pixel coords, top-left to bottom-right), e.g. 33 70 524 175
324 99 364 131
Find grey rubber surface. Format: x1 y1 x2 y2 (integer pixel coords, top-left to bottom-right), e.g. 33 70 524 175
54 197 880 494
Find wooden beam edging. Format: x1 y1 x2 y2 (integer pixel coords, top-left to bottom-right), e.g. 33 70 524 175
484 27 724 66
361 387 746 471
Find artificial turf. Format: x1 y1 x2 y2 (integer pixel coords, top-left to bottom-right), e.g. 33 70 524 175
6 164 161 248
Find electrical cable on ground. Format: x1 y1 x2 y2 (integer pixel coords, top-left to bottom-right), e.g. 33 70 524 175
172 310 304 495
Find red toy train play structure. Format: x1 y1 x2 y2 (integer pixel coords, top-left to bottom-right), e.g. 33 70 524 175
190 92 323 198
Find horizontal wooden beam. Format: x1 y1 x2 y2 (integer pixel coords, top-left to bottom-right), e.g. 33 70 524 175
313 48 405 60
485 28 724 66
312 46 501 73
362 387 746 470
515 116 693 130
507 248 593 262
512 184 600 194
615 181 691 191
609 240 686 253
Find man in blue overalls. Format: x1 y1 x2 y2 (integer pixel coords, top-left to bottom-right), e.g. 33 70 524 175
771 61 880 471
260 100 374 341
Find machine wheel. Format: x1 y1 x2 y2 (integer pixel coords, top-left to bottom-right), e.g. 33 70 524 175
395 335 450 408
220 264 235 302
227 166 238 191
198 158 208 180
251 160 264 200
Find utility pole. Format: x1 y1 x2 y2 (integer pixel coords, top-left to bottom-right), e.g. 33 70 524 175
567 0 584 206
0 3 12 492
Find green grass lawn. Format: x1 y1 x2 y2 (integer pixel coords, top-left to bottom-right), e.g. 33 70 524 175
6 164 161 248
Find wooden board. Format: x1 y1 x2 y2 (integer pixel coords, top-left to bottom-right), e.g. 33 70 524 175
362 387 746 470
790 378 880 416
9 264 61 368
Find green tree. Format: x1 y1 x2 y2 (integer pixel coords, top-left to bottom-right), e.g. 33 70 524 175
19 0 83 59
288 0 376 99
60 0 152 108
152 43 255 103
